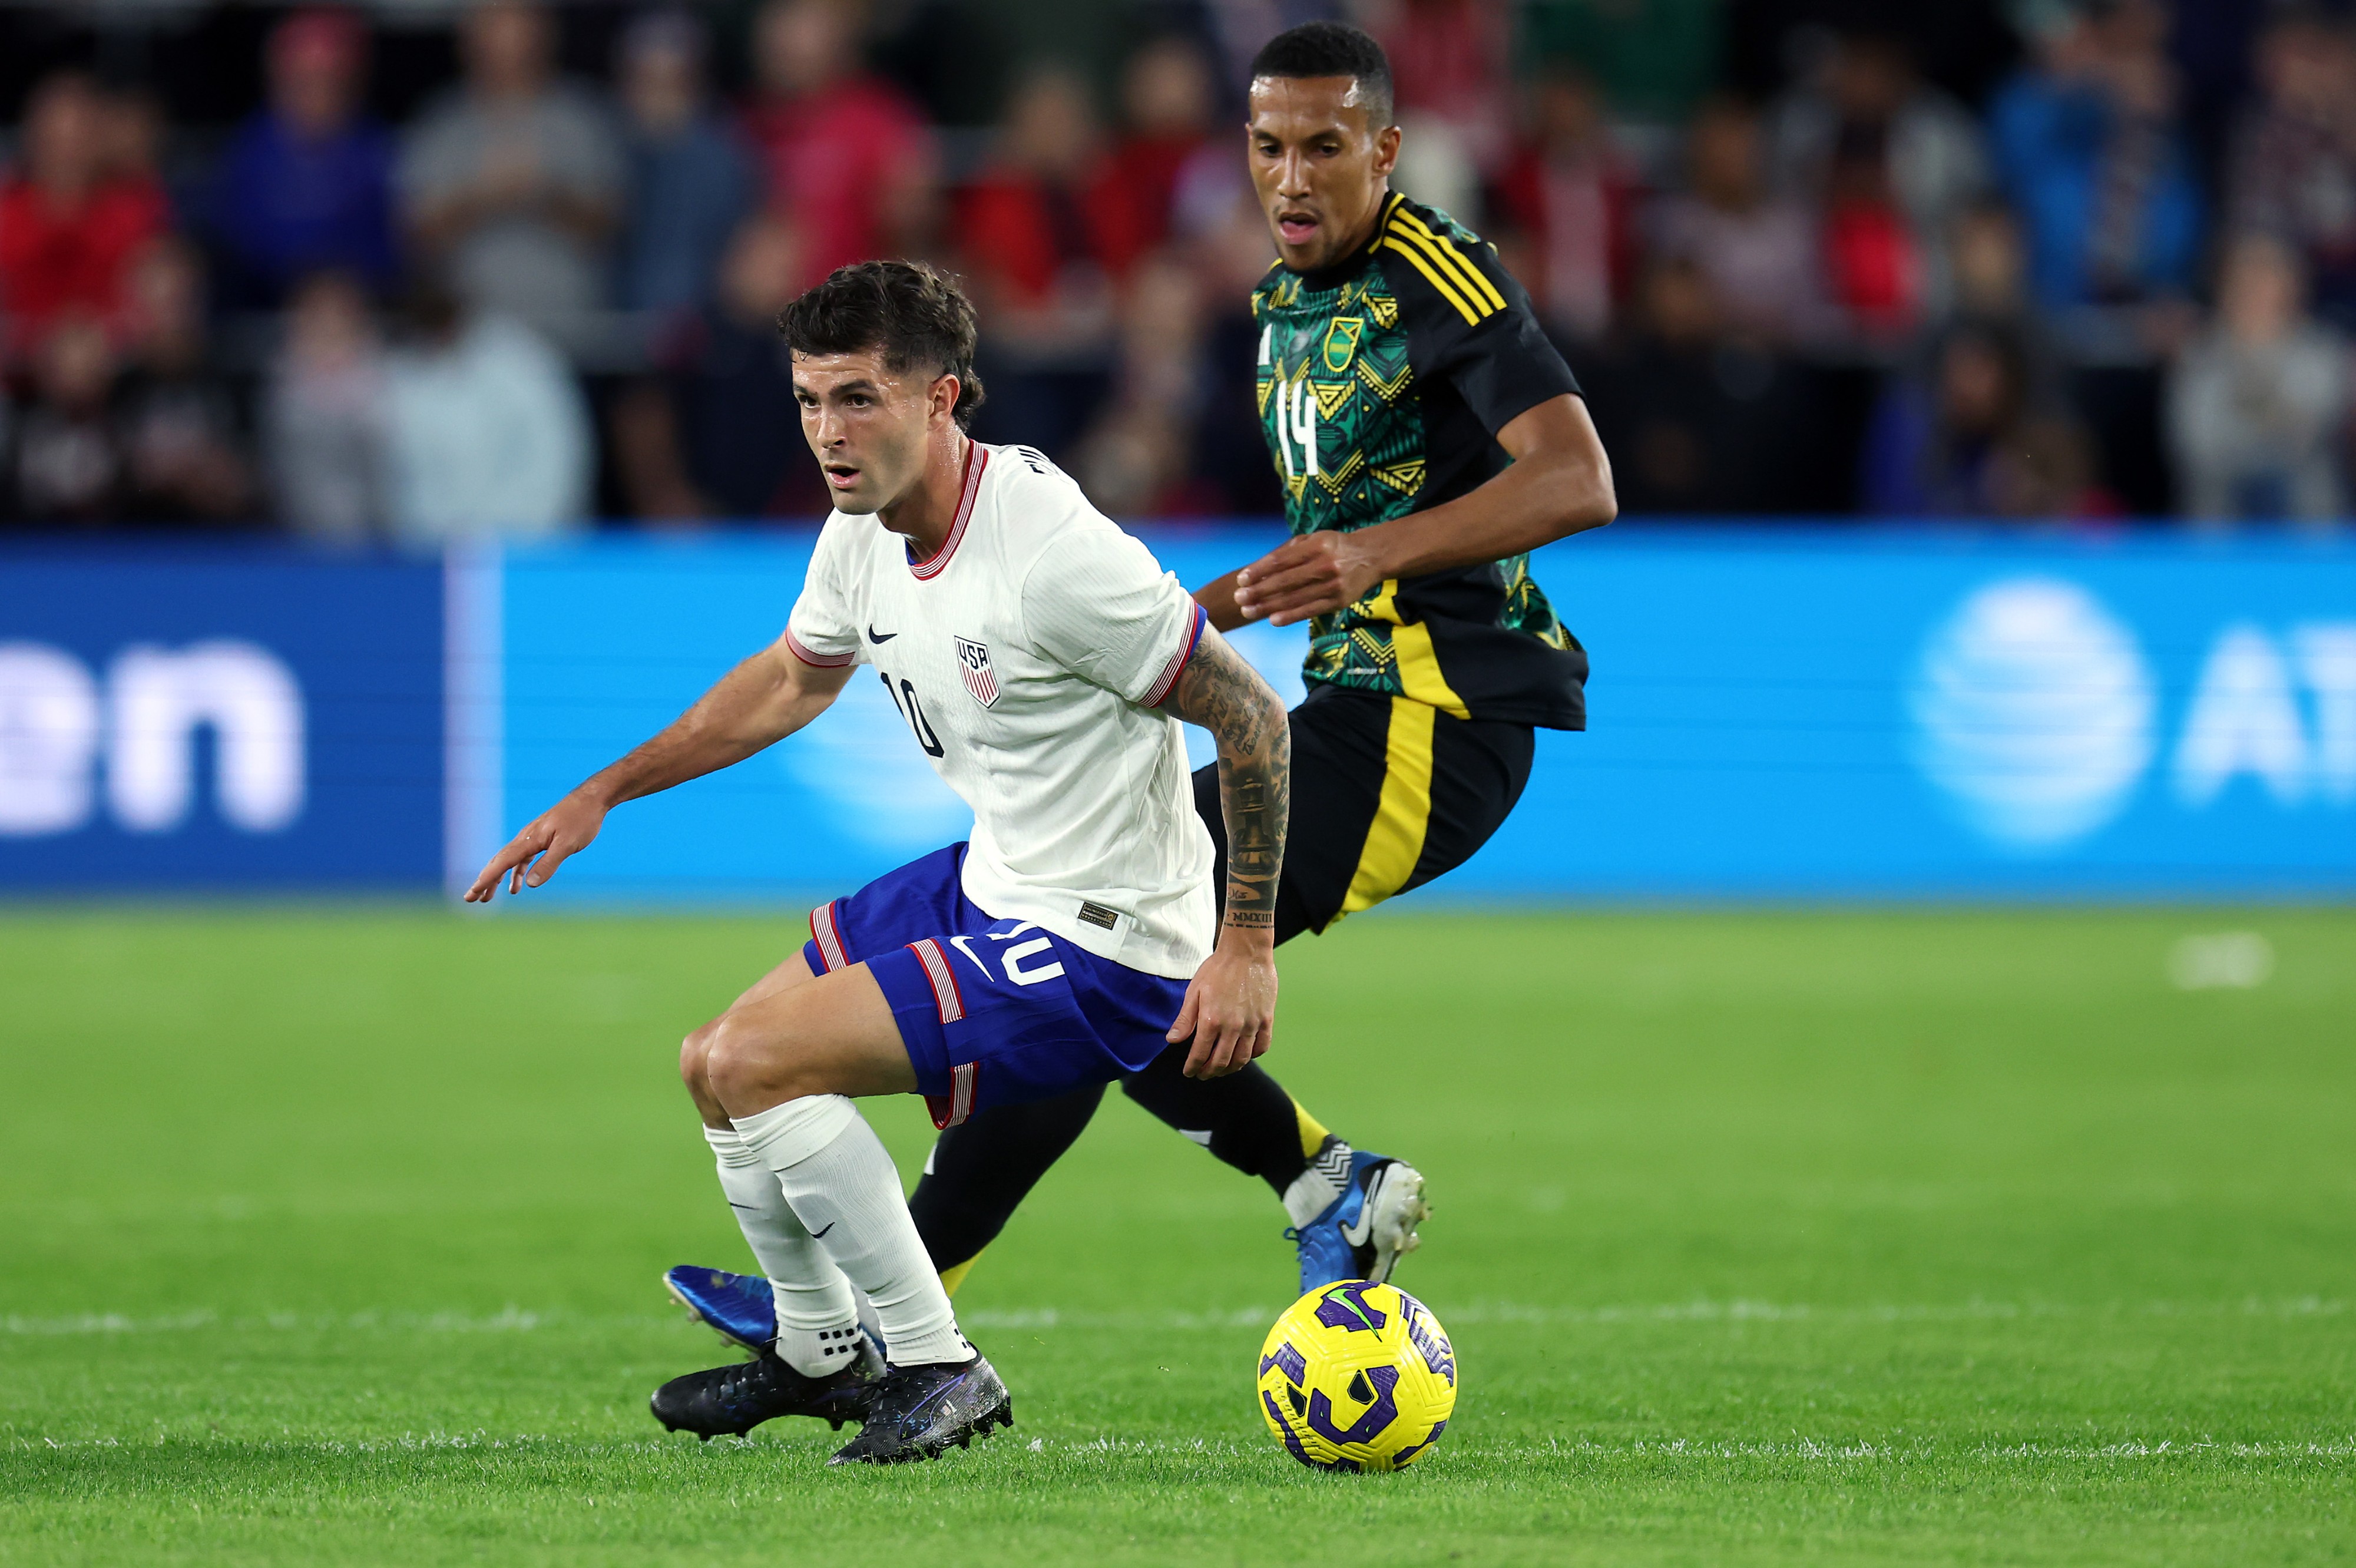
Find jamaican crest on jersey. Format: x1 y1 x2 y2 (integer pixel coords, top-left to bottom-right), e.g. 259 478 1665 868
954 636 998 707
1322 316 1364 372
1250 194 1578 706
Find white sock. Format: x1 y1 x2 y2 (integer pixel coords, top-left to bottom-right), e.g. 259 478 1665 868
703 1126 863 1378
1282 1136 1355 1229
733 1097 972 1368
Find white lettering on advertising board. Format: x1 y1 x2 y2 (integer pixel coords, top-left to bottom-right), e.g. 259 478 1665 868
0 640 305 838
1914 578 2356 849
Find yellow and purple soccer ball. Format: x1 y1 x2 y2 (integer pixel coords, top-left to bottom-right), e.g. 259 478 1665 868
1256 1281 1457 1471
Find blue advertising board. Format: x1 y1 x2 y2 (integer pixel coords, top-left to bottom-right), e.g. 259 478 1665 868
0 552 444 890
6 530 2349 900
471 530 1319 900
474 527 2356 905
1510 530 2356 898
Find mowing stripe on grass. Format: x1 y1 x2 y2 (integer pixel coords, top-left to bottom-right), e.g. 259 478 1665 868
8 1297 2345 1337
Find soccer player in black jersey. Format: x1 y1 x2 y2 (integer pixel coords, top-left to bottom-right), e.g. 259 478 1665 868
664 21 1614 1368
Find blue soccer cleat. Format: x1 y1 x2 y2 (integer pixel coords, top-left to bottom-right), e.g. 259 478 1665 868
1289 1152 1430 1293
663 1264 778 1352
665 1263 890 1364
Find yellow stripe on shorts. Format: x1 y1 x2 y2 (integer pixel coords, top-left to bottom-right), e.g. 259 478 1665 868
1338 697 1437 919
1391 620 1471 720
1362 578 1472 721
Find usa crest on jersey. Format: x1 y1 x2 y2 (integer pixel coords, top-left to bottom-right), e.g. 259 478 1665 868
954 636 1000 707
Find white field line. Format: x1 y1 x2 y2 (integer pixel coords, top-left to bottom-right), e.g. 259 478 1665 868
945 1296 2355 1331
974 1434 2356 1462
1 1307 560 1336
11 1431 2353 1463
4 1298 2345 1338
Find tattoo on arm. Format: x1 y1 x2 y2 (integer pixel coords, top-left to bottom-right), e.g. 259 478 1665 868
1162 630 1289 932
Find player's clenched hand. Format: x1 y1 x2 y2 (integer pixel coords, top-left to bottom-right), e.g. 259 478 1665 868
464 789 609 902
1169 937 1278 1079
1233 531 1384 627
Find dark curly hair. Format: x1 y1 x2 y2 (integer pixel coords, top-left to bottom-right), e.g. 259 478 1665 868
775 260 987 431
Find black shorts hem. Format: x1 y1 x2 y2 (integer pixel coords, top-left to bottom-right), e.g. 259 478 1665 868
1192 686 1534 939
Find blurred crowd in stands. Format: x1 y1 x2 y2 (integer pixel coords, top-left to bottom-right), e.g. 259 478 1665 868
0 0 2350 539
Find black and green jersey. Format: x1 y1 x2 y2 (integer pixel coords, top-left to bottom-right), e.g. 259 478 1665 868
1252 192 1588 730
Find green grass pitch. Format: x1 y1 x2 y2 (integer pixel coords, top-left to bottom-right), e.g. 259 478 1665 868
2 905 2351 1566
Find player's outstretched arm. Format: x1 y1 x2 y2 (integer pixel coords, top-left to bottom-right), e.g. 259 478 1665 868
465 639 855 901
1222 393 1616 629
1157 627 1290 1078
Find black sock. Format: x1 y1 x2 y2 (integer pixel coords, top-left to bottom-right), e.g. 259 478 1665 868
906 1083 1106 1291
1120 1044 1316 1196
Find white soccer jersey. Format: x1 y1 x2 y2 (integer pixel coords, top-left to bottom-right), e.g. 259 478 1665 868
784 441 1216 978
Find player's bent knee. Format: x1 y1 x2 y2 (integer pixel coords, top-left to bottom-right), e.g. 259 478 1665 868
703 1010 820 1112
679 1018 723 1092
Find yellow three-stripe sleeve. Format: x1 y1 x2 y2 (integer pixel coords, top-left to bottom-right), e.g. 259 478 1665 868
1388 207 1507 314
1381 231 1480 325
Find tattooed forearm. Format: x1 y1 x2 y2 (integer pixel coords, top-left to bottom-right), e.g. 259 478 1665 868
1162 628 1290 937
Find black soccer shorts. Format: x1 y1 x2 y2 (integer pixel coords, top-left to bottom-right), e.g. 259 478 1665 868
1193 683 1536 940
900 684 1538 1281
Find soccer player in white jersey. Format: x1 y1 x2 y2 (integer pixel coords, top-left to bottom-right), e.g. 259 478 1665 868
465 261 1292 1465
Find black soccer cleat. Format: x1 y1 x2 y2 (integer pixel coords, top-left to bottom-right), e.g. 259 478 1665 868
826 1352 1014 1466
650 1347 879 1440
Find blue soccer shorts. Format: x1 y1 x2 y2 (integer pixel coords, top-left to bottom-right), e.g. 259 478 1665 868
801 843 1194 1131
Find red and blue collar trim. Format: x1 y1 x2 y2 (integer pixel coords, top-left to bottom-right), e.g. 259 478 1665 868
908 442 987 581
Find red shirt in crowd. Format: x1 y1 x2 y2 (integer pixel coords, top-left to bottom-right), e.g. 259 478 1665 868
1493 144 1640 338
955 158 1151 306
1378 0 1512 167
740 77 931 292
1822 197 1921 336
1103 131 1202 254
0 174 168 352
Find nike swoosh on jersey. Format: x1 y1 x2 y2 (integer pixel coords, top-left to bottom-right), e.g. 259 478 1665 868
867 626 896 643
809 1221 836 1238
